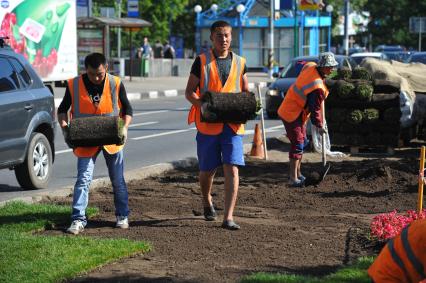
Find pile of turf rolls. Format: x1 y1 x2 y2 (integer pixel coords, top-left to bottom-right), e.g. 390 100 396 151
69 116 125 147
201 91 258 123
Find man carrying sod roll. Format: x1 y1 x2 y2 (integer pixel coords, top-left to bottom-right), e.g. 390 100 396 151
57 52 133 235
185 20 249 230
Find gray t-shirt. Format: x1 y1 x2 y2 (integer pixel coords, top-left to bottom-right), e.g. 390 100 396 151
190 52 246 86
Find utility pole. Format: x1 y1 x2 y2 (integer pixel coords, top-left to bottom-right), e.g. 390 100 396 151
343 0 349 55
268 0 274 79
88 0 93 17
117 0 122 58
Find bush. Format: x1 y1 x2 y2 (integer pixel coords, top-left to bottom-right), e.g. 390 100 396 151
370 209 426 241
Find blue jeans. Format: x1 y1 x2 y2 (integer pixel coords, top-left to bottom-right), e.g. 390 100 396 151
71 149 129 226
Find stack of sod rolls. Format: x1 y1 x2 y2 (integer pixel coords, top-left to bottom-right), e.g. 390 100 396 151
325 66 402 147
201 91 258 123
69 116 125 147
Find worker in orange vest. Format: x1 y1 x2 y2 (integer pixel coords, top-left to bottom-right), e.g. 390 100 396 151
185 20 249 230
368 218 426 283
57 53 133 235
277 52 338 187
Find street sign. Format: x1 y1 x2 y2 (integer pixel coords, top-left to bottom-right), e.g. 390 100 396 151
127 0 139 18
409 17 426 33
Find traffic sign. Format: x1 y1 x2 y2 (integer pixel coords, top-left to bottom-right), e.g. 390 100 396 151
409 17 426 33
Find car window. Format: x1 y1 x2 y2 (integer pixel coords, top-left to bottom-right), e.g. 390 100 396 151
9 58 32 87
0 57 20 92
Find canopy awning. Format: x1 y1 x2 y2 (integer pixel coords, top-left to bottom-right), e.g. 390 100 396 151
77 17 152 28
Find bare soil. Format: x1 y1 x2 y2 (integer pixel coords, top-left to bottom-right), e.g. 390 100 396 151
43 138 421 283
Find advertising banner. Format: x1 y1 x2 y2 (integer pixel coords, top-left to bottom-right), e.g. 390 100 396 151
0 0 77 81
299 0 323 11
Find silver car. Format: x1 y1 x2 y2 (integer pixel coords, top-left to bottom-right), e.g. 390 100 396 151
0 38 55 190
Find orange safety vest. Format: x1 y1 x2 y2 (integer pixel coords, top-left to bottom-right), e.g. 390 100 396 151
277 62 329 124
68 74 124 158
368 219 426 283
187 50 246 135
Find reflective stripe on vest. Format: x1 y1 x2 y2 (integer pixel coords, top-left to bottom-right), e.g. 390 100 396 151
388 224 426 282
73 74 119 118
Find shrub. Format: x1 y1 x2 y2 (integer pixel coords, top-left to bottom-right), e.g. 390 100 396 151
370 209 426 241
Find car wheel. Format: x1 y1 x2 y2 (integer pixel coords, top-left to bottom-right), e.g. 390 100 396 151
267 111 278 119
15 133 52 190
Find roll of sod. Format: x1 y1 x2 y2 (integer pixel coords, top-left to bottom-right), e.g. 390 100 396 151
201 91 258 123
69 116 125 147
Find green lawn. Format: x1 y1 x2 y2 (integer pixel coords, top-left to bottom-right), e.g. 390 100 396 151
0 201 150 283
241 256 375 283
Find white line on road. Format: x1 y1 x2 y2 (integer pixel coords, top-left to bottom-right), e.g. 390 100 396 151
133 110 169 116
129 121 158 128
132 127 196 140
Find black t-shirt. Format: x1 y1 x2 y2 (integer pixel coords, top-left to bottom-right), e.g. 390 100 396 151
57 74 133 116
190 52 247 86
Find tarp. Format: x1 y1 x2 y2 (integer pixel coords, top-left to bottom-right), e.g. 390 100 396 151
361 58 426 126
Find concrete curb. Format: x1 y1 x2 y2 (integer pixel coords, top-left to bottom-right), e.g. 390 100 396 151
54 82 269 108
0 157 199 207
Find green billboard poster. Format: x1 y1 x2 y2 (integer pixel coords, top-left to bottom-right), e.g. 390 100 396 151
0 0 77 81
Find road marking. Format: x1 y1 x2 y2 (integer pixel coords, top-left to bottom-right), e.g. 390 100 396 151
56 148 72 154
244 125 284 135
132 127 196 140
164 89 178 97
129 121 158 128
133 110 169 116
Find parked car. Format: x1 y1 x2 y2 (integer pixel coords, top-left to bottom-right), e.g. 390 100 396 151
350 52 389 65
0 37 55 190
374 45 405 52
407 52 426 64
265 55 356 118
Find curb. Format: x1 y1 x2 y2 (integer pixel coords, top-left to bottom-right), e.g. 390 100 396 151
0 157 199 207
54 82 269 108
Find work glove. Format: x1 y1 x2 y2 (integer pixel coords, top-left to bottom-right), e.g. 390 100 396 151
200 102 216 121
318 127 328 136
255 99 262 116
120 126 128 144
61 126 73 149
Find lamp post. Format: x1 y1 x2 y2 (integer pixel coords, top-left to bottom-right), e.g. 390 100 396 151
211 3 218 16
326 4 333 52
268 0 274 79
343 0 349 55
194 5 202 55
236 4 245 56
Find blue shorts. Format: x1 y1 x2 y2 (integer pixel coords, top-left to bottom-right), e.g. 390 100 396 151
196 125 245 171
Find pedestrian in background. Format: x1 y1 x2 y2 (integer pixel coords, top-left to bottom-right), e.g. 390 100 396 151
141 37 153 59
57 52 133 235
163 40 175 59
185 20 249 230
277 52 338 187
153 40 164 58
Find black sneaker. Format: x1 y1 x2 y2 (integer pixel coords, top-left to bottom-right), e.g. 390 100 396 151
203 205 217 221
221 220 241 230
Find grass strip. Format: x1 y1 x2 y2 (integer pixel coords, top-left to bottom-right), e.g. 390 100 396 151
0 201 150 283
241 256 374 283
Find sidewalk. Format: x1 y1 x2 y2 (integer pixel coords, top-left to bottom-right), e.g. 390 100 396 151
54 72 273 107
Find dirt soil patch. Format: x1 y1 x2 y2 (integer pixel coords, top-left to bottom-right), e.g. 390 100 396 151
43 138 421 283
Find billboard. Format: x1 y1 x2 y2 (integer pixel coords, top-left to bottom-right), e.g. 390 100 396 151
0 0 77 81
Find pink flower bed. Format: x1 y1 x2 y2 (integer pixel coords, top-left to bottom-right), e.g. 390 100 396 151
370 209 426 241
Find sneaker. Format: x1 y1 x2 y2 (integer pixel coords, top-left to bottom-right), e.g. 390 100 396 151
116 216 129 229
67 220 84 235
203 205 217 221
298 174 306 182
288 179 304 188
222 220 241 230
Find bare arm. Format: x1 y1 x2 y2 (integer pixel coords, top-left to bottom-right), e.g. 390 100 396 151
242 73 249 92
185 73 202 107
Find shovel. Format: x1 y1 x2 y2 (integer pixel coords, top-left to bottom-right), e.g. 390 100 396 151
320 102 330 182
320 130 331 181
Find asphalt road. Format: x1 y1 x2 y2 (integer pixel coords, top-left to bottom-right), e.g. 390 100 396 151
0 95 284 203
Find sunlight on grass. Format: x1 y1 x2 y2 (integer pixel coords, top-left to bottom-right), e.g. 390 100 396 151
0 201 150 283
241 257 375 283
